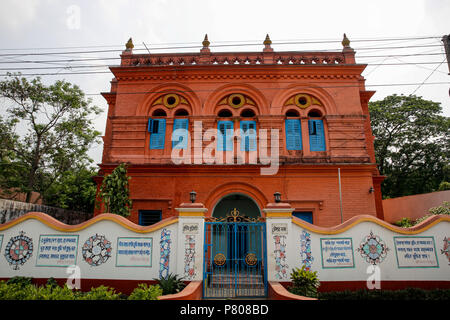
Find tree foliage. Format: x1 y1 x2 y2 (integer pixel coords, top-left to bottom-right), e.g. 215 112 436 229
43 165 98 213
369 94 450 198
0 74 101 205
97 163 132 217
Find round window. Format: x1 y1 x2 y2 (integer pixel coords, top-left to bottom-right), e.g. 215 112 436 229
294 94 311 109
228 94 246 108
163 94 180 108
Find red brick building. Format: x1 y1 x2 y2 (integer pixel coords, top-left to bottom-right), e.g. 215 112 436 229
95 34 384 227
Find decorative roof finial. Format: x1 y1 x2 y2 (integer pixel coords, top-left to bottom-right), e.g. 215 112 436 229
202 34 210 48
264 34 272 46
125 37 134 51
342 33 351 48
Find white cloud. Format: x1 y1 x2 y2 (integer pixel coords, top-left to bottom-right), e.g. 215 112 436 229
0 0 41 31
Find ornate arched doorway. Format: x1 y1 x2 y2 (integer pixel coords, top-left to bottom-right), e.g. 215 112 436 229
212 193 261 220
203 193 267 299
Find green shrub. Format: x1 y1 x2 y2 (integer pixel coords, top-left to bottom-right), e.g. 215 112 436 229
438 181 450 191
0 281 34 300
428 201 450 216
34 284 76 300
46 277 59 289
288 265 320 298
395 201 450 229
78 285 122 300
128 283 163 300
394 217 414 228
154 273 186 295
6 276 33 287
0 280 76 300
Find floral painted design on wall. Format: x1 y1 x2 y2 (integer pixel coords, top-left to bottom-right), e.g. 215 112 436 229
4 231 33 270
300 230 314 271
82 234 112 266
357 231 389 265
160 228 171 279
184 235 196 280
442 237 450 265
274 235 288 279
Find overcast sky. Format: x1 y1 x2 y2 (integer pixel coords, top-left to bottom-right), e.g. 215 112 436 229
0 0 449 164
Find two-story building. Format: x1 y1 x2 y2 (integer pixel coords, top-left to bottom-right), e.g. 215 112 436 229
95 34 384 228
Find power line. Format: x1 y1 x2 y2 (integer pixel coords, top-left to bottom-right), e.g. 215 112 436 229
0 35 442 52
411 58 447 95
0 42 444 58
0 52 445 66
0 60 446 71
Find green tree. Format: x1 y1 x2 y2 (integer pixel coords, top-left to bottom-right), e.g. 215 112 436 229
43 165 98 212
0 74 102 204
369 94 450 198
97 163 132 217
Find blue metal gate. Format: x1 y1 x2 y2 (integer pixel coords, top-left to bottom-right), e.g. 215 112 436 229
203 210 267 299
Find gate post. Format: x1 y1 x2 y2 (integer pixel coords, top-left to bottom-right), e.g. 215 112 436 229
175 202 207 282
263 202 294 284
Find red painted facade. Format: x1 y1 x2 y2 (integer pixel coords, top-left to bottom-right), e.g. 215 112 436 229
95 35 384 227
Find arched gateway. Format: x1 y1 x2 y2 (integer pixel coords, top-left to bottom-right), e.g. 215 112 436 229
203 194 268 298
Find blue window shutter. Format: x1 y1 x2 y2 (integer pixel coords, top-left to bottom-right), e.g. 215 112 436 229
240 121 257 151
218 121 233 151
172 118 189 149
308 119 326 151
150 118 166 149
147 118 152 132
285 119 302 150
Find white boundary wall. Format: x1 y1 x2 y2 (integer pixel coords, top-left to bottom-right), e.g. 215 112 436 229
0 212 449 288
266 215 450 284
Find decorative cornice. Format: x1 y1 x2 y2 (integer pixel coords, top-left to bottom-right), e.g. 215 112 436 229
108 69 364 83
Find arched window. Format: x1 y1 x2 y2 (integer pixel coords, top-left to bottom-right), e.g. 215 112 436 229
285 109 300 117
152 109 167 117
240 109 255 118
174 108 189 116
218 109 233 117
307 109 322 118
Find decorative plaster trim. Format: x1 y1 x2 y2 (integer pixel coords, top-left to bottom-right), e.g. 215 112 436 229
263 208 294 218
112 73 362 83
292 214 450 235
0 212 178 234
263 208 294 213
175 208 208 216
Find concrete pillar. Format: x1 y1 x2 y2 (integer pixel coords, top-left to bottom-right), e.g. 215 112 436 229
175 202 207 282
263 202 294 282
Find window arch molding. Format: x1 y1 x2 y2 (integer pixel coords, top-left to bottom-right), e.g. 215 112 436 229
272 84 337 116
204 83 268 116
136 83 201 116
282 104 327 118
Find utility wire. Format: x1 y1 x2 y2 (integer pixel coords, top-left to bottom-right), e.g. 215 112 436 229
0 35 442 52
0 52 445 65
0 43 444 57
411 58 447 95
0 60 446 71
